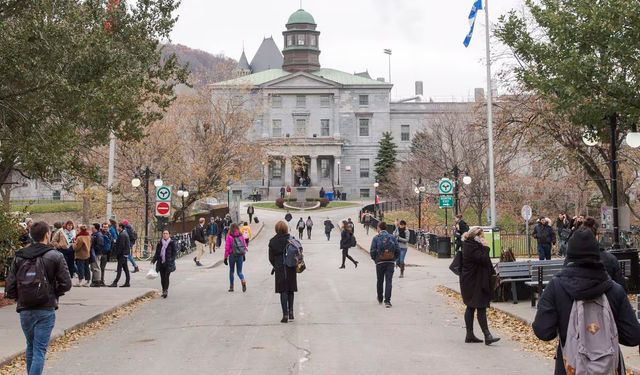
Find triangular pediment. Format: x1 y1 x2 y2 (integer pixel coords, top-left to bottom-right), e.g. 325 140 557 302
264 72 340 88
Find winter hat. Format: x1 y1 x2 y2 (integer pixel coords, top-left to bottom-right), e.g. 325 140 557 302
122 219 129 226
566 228 600 263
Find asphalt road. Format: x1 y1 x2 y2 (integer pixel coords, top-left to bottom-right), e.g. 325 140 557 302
43 205 551 375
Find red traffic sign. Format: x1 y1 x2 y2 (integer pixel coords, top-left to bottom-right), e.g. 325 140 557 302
155 202 170 217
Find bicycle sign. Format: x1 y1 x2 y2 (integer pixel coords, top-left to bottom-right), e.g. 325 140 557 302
156 186 172 202
438 178 454 195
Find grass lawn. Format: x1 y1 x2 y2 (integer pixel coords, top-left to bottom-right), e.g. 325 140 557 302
10 200 81 214
251 201 359 211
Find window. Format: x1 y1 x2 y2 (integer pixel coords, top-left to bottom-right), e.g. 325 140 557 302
287 35 293 46
401 124 410 141
296 95 306 108
320 95 331 107
359 118 370 136
271 95 282 108
297 34 305 45
295 119 306 136
360 189 370 198
359 95 369 106
321 119 330 136
310 35 317 46
360 159 370 178
272 160 282 178
272 120 282 137
320 159 330 178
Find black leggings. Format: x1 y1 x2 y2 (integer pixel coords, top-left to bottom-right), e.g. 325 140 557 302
159 267 171 291
464 307 489 333
341 248 356 266
280 292 294 314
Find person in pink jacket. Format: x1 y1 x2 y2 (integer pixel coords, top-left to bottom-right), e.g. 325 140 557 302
224 223 248 292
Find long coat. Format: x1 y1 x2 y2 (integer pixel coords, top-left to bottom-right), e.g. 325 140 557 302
73 233 91 260
460 239 494 308
153 240 177 273
268 233 297 293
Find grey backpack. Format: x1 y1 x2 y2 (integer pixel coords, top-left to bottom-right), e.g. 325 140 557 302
562 294 622 375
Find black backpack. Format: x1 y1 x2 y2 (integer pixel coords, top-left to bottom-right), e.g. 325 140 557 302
126 226 137 245
15 254 51 308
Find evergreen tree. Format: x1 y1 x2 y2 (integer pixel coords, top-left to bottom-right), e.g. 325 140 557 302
374 132 398 186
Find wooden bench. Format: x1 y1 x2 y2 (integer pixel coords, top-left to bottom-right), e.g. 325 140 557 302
527 261 565 307
494 262 532 304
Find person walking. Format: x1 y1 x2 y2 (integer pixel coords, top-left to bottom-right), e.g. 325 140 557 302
73 225 91 287
152 230 177 298
454 214 469 254
224 223 248 292
89 224 104 287
393 220 409 278
533 217 556 260
268 221 298 323
339 221 359 269
369 222 399 308
296 218 306 239
207 217 218 254
247 205 255 223
109 223 131 288
192 217 207 267
215 217 224 248
533 227 640 374
280 185 286 199
240 221 252 246
99 223 113 286
324 217 334 241
460 226 500 345
122 219 139 273
363 211 372 235
305 216 313 240
556 213 571 257
5 221 72 375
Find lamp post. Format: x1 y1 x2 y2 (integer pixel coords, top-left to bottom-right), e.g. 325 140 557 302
131 167 163 256
373 182 379 217
450 165 472 216
261 161 266 187
413 177 426 229
176 182 189 233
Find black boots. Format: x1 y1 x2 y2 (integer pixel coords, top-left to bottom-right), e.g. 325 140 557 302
162 290 168 298
281 315 288 323
465 330 483 343
483 332 501 346
288 310 294 321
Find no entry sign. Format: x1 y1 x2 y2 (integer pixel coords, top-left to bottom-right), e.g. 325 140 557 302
155 201 171 217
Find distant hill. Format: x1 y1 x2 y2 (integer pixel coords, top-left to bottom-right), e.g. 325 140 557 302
161 44 237 86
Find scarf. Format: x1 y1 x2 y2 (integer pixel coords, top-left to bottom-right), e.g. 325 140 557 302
160 238 170 263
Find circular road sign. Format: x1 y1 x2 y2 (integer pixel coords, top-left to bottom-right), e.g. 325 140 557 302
156 186 171 202
521 205 532 221
156 202 170 216
438 178 454 195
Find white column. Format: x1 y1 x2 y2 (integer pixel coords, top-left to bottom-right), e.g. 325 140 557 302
310 156 318 186
334 157 341 186
284 157 292 186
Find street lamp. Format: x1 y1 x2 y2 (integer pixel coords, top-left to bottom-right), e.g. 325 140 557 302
176 182 189 233
413 178 426 229
226 185 231 213
449 166 471 217
373 182 379 217
131 166 162 256
337 161 341 185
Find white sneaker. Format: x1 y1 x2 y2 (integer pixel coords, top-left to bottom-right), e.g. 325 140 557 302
74 280 81 287
81 280 89 287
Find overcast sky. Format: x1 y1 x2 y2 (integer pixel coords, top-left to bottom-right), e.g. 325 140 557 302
170 0 525 100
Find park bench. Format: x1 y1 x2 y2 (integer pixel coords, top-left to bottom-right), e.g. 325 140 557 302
494 262 532 304
526 260 565 307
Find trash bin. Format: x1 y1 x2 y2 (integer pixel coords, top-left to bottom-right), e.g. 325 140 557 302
408 229 417 245
435 236 452 258
482 227 502 258
325 192 334 201
611 248 640 293
427 234 438 254
341 192 347 201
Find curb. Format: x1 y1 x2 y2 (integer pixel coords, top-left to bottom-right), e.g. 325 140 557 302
0 290 156 368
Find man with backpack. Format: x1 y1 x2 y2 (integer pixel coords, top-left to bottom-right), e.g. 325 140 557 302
5 221 72 375
122 219 139 273
533 228 640 374
192 217 207 267
533 217 556 260
207 217 218 254
89 223 104 287
324 217 335 241
369 221 399 308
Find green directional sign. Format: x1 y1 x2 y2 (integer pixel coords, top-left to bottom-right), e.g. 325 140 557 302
438 195 454 209
438 178 454 195
156 186 172 202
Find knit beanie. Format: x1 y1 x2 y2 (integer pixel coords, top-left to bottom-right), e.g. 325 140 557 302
566 228 601 263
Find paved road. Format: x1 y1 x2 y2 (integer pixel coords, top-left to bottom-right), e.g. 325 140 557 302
43 205 551 374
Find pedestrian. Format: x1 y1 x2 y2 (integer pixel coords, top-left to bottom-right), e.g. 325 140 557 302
533 227 640 374
73 225 91 287
319 187 325 198
296 217 306 239
324 217 334 241
240 221 252 246
556 213 571 257
347 218 354 232
363 211 372 235
581 217 626 288
192 217 207 267
89 223 104 287
339 220 359 269
454 214 469 254
207 217 218 254
122 220 140 273
223 214 232 239
285 211 293 229
24 218 34 243
152 229 177 298
393 220 409 278
305 216 313 240
369 221 399 308
109 223 131 288
215 217 224 247
99 222 112 286
247 204 255 223
268 220 298 323
59 220 76 278
286 184 292 197
280 185 286 199
224 223 248 292
533 216 556 260
50 221 73 277
4 221 71 375
460 226 500 345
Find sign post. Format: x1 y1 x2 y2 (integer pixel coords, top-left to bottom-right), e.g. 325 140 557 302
521 205 532 258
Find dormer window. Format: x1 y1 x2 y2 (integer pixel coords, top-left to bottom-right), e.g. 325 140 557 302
297 35 305 45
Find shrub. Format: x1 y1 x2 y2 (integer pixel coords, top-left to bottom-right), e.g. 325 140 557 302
0 208 20 281
275 198 285 208
319 198 330 207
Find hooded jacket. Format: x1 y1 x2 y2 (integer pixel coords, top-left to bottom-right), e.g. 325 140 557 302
73 230 91 260
5 243 72 312
532 263 640 374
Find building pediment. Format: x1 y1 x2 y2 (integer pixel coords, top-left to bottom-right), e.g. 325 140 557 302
264 72 340 89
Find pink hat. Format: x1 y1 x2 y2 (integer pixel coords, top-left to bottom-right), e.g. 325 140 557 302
122 219 129 226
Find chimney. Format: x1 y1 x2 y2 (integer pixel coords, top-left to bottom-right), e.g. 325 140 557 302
415 81 423 96
474 88 485 102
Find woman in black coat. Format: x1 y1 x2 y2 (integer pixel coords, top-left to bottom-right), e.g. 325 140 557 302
460 226 500 345
152 230 177 299
339 221 358 269
269 221 298 323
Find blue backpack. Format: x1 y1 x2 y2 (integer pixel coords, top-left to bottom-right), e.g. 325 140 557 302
102 231 112 254
284 237 303 269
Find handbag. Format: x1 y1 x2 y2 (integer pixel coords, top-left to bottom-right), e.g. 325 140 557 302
296 259 306 273
449 251 462 276
146 267 159 280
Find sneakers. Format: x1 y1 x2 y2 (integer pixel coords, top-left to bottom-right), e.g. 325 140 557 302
73 280 81 287
377 297 383 304
132 266 139 273
81 280 90 287
194 257 203 267
385 302 392 308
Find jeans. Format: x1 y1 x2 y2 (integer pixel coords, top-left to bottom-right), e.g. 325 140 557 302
158 265 171 291
127 253 138 268
537 243 552 260
280 291 294 314
61 247 75 277
228 255 245 285
75 259 90 281
396 248 407 265
113 256 130 284
376 262 394 303
559 239 567 257
216 234 222 248
20 309 55 375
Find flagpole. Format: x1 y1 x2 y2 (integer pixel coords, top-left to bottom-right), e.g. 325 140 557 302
484 0 497 227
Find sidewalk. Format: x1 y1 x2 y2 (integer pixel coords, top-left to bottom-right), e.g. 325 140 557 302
351 221 640 373
0 287 155 367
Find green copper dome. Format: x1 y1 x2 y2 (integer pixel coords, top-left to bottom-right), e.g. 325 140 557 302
287 9 315 25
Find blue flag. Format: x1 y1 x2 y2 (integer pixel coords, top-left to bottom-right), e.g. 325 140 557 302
463 0 483 47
